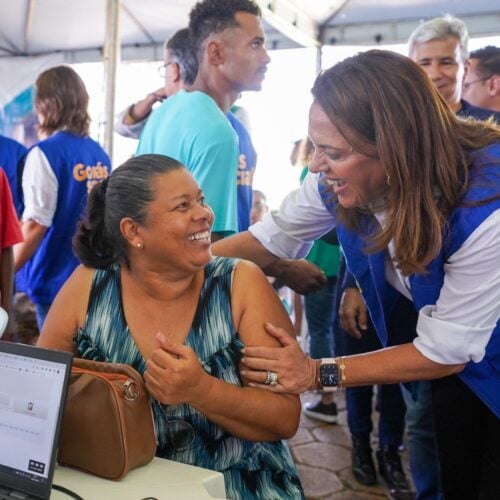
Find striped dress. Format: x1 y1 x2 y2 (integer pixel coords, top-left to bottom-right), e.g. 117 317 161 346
76 257 304 499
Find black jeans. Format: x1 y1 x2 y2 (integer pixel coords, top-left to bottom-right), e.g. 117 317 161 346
343 319 406 446
431 375 500 499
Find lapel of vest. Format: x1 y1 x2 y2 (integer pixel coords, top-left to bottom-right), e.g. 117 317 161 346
408 251 445 310
318 176 425 345
337 215 394 346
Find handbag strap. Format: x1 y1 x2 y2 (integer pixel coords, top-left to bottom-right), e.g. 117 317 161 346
70 369 142 401
73 358 143 385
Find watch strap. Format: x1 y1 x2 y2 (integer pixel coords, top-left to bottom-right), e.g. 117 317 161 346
320 358 336 365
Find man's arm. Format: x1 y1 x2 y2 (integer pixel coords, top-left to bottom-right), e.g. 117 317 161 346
115 88 166 139
123 88 166 124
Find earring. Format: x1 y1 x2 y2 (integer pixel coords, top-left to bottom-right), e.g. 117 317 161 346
386 175 391 186
136 242 142 249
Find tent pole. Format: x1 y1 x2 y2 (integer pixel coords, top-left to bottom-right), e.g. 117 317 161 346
316 45 323 74
103 0 120 161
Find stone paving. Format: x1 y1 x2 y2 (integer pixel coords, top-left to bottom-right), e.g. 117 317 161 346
287 391 414 500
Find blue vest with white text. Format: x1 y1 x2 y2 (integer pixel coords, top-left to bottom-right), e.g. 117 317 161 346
22 131 110 305
319 144 500 416
227 113 256 232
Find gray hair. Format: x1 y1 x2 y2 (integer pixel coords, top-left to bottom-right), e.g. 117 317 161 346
408 15 469 62
164 28 198 85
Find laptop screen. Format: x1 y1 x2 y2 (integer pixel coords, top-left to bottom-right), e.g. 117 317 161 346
0 341 72 499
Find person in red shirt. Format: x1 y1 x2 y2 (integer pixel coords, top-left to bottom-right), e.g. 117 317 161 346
0 168 23 339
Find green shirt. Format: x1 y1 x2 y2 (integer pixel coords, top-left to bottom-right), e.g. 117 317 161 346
300 166 341 277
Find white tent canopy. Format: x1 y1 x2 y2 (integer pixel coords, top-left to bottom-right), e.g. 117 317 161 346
1 0 498 60
1 0 498 155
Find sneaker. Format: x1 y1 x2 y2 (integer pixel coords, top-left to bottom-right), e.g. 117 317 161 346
302 400 338 424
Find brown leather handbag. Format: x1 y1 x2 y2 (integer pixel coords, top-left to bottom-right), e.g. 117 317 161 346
57 358 157 480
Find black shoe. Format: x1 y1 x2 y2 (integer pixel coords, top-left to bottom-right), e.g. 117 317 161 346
302 400 338 424
376 444 411 492
351 435 377 486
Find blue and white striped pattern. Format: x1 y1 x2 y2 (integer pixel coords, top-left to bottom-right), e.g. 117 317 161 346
76 257 304 499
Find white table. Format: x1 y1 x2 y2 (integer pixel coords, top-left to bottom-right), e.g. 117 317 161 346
51 457 226 499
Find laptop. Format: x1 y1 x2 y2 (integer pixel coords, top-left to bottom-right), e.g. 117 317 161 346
0 341 72 499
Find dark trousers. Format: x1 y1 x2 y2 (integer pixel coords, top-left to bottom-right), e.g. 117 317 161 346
305 276 337 359
334 261 440 498
334 260 407 447
343 319 406 446
432 375 500 500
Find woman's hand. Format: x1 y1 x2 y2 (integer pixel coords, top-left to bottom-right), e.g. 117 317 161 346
240 322 318 394
144 332 213 405
339 287 368 338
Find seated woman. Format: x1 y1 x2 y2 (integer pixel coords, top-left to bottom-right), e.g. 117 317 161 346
37 154 303 500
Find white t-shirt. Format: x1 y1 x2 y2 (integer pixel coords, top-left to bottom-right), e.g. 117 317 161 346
22 146 58 227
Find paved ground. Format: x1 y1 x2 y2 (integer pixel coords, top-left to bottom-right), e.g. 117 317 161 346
288 391 414 500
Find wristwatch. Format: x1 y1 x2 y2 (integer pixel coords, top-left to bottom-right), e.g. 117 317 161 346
319 358 339 391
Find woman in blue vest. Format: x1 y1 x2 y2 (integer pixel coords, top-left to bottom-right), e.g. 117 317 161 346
214 50 500 499
14 66 111 330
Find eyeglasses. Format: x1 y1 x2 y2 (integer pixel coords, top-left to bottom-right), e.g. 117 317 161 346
158 62 173 79
463 75 492 89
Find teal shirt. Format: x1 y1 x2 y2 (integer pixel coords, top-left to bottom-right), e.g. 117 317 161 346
137 90 239 236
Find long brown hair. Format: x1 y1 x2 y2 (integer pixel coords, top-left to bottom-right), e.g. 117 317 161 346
35 65 90 137
312 49 500 275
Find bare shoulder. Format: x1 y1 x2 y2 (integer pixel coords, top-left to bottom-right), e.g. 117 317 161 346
37 265 95 352
232 258 267 283
231 259 294 347
65 264 94 290
57 264 95 322
231 258 271 297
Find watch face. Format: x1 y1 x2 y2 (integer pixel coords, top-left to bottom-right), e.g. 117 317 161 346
320 363 339 387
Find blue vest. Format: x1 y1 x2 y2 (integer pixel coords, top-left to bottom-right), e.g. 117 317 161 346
0 135 27 216
319 145 500 416
22 131 111 305
459 99 500 122
227 113 257 232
